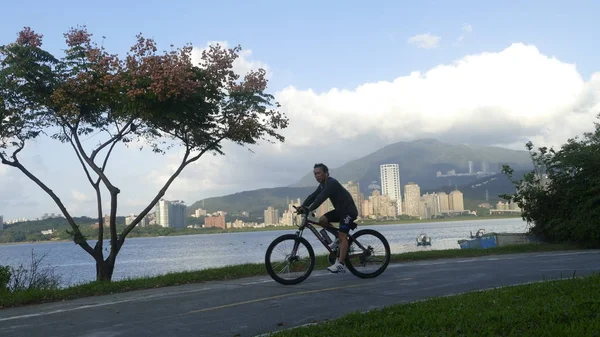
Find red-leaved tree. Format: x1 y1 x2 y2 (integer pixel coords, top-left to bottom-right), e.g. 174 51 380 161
0 26 288 281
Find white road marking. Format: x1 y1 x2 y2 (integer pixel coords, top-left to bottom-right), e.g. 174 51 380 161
0 286 213 322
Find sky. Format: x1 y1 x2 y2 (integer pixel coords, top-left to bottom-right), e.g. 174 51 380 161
0 0 599 221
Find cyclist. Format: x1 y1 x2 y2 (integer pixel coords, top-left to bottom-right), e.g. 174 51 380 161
296 163 359 273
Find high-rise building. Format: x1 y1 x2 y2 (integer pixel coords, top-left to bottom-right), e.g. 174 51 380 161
468 161 474 174
205 214 226 229
449 190 465 211
481 161 490 173
264 206 280 225
421 193 441 218
403 182 421 217
343 181 362 216
437 191 450 211
156 199 186 228
171 201 186 228
380 164 402 215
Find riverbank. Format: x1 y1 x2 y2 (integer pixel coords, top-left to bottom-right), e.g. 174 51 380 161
0 242 583 309
0 214 522 246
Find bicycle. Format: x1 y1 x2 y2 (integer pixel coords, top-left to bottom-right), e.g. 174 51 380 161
264 206 391 285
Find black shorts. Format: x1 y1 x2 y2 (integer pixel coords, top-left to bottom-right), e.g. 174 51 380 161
323 210 357 234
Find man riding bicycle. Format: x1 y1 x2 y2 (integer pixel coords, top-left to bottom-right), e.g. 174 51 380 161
296 163 359 273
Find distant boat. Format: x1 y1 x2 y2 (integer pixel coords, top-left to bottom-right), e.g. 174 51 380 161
458 233 496 249
458 232 544 249
470 229 485 238
416 233 432 246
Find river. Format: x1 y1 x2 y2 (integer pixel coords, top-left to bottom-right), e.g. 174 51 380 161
0 217 529 287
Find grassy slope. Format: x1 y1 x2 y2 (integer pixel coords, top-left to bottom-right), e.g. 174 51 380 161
270 273 600 337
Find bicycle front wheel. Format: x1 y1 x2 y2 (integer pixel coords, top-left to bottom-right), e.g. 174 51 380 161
265 234 315 285
345 229 391 278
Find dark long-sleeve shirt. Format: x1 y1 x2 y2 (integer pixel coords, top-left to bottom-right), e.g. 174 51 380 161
302 177 358 217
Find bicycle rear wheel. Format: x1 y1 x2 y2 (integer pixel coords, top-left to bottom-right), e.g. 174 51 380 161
345 229 391 278
265 234 315 285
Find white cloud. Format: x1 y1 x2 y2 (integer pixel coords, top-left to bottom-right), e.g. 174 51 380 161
71 189 89 202
408 33 441 49
151 42 600 205
277 43 597 146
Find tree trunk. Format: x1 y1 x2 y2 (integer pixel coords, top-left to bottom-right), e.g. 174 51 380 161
95 258 115 282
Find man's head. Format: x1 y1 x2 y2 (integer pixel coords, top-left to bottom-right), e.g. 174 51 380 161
313 163 329 184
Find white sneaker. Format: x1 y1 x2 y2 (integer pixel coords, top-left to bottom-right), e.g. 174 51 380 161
327 259 346 273
329 238 339 250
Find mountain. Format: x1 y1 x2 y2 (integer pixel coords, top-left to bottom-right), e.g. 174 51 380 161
186 139 533 217
422 170 527 202
185 170 527 218
291 138 532 193
186 186 316 219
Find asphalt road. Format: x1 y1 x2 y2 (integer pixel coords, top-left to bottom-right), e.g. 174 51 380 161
1 250 599 337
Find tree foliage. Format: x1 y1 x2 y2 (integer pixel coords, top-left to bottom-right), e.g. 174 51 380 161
501 115 600 247
0 26 288 281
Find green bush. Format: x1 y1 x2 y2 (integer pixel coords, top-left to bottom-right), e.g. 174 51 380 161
0 265 10 292
502 115 600 247
2 250 61 293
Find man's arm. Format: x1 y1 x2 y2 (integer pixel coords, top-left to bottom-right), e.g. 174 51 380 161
301 186 321 208
308 182 335 211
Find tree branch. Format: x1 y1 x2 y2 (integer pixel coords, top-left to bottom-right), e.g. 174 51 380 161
0 151 96 256
11 140 25 161
64 125 96 186
93 186 104 253
99 135 119 175
60 123 107 254
0 152 15 167
107 189 119 262
70 126 119 192
90 119 134 162
118 136 227 246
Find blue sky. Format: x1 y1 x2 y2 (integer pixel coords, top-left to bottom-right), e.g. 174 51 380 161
1 0 599 220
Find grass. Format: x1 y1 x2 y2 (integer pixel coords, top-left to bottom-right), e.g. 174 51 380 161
0 242 586 309
267 272 600 337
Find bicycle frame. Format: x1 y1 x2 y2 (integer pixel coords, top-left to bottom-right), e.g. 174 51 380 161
296 214 337 253
290 210 364 260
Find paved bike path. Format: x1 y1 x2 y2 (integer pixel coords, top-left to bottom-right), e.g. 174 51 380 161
1 250 599 337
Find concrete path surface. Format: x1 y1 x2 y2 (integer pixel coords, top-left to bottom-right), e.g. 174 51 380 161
1 250 599 337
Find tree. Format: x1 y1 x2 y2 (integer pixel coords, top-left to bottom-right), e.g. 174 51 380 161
0 26 288 281
500 115 600 247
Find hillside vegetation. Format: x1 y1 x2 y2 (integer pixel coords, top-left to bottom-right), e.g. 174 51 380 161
502 116 600 247
292 138 533 191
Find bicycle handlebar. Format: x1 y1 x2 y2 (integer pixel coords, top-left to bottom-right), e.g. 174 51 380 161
292 205 316 218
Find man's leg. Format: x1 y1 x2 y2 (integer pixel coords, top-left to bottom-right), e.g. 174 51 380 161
317 215 336 231
327 215 354 273
318 210 340 238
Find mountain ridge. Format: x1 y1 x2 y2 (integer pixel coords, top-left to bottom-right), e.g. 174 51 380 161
186 138 533 217
291 138 532 191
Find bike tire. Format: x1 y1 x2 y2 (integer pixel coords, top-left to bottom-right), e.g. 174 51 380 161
265 234 315 285
345 229 391 279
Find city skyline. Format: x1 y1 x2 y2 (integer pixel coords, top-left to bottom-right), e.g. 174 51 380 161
0 154 520 223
